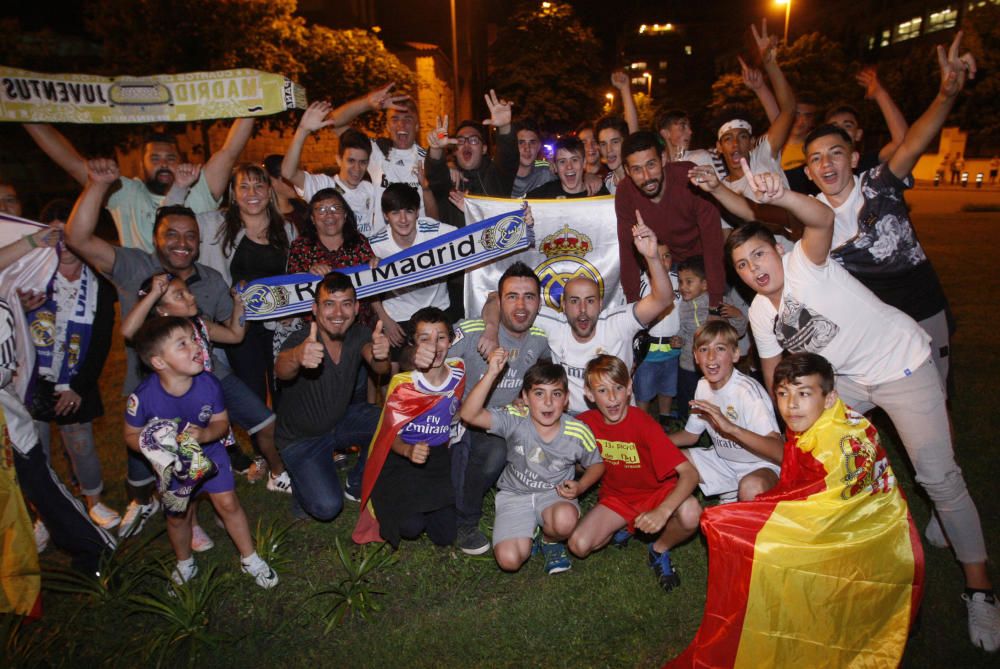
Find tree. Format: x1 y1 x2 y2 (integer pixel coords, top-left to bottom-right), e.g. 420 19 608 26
487 1 603 134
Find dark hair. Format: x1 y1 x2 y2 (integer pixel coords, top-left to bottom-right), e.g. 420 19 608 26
724 223 777 265
152 205 197 240
804 123 855 154
575 121 595 136
262 155 284 179
133 315 192 367
595 116 629 141
554 135 584 158
339 128 372 157
513 119 541 137
304 188 363 249
315 271 356 302
796 94 820 108
656 109 689 132
143 133 179 150
677 255 706 280
773 352 835 394
39 198 73 224
381 182 420 213
621 131 662 162
824 104 861 124
456 120 488 144
521 361 569 394
498 261 541 295
220 164 289 256
409 307 455 344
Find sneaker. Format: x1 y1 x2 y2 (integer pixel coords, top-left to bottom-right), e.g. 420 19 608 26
246 456 268 484
88 502 121 530
924 514 950 549
456 526 490 556
266 471 293 494
118 498 161 539
343 488 360 503
539 539 572 575
610 528 632 549
171 559 198 586
34 519 50 553
648 545 681 592
191 525 215 552
333 451 349 470
964 591 1000 652
241 555 279 589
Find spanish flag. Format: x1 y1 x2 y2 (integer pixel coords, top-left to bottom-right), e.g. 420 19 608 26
1 410 41 617
668 400 923 668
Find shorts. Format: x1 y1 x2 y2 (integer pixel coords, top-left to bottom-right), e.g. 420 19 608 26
219 373 275 435
600 483 676 533
492 488 580 546
685 447 780 502
633 355 680 402
197 441 236 495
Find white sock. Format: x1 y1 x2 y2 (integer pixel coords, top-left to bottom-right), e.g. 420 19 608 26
241 551 260 566
177 556 195 571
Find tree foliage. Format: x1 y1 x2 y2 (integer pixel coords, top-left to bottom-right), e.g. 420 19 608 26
488 1 603 134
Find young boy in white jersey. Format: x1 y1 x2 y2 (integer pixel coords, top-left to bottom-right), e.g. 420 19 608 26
460 356 603 576
668 321 783 502
282 102 379 237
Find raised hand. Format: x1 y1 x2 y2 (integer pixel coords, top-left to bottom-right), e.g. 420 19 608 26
610 70 631 92
740 157 784 203
367 83 410 112
688 165 721 192
750 18 777 64
631 211 659 259
30 222 63 249
426 114 453 150
150 273 171 298
86 158 120 185
486 346 509 377
298 322 325 369
371 320 390 361
412 336 437 371
300 101 337 133
738 55 765 91
937 31 976 99
855 67 883 100
483 89 512 129
173 163 201 189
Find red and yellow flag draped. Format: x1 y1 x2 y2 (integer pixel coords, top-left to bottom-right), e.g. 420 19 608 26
352 361 465 545
668 400 923 668
1 408 41 616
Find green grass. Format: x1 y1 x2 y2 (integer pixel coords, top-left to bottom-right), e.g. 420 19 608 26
16 207 1000 668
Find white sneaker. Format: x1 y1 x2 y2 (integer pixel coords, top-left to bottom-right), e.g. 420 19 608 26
118 498 161 539
964 592 1000 652
924 514 950 549
88 502 121 530
266 471 293 494
34 519 50 553
241 555 279 589
171 559 198 586
191 525 215 552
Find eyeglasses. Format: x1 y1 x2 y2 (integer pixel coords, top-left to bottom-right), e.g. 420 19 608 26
454 136 483 146
313 204 345 215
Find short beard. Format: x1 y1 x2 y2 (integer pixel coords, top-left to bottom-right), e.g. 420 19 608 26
639 178 663 200
145 169 174 196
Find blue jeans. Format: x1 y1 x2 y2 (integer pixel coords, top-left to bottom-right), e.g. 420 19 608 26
280 403 380 521
454 428 508 531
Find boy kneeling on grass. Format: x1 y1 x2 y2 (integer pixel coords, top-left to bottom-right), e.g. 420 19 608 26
460 355 603 575
124 316 277 590
669 321 783 503
570 355 701 593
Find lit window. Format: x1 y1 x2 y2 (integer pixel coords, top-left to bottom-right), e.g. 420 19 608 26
658 77 666 84
880 29 891 47
684 45 692 55
631 77 645 86
659 61 668 69
867 35 876 50
631 62 647 70
894 16 922 41
928 6 958 31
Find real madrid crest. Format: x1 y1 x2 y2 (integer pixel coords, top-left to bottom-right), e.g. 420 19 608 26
534 225 604 310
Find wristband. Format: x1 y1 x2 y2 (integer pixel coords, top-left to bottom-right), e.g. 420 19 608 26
23 233 39 249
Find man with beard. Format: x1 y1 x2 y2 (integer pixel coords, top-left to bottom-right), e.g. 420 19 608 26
615 131 725 309
448 262 551 555
25 119 253 253
274 272 391 521
527 136 609 199
66 158 236 538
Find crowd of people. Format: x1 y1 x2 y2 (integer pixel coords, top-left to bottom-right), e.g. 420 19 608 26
1 22 996 660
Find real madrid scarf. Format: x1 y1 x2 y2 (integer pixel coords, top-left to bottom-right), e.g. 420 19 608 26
27 263 96 388
0 67 306 123
241 208 529 321
138 418 218 515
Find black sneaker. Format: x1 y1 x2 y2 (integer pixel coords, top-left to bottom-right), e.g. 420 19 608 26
648 545 681 592
456 526 490 555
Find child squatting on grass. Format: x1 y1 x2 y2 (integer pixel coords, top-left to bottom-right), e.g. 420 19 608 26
460 356 604 575
570 354 701 592
124 316 278 589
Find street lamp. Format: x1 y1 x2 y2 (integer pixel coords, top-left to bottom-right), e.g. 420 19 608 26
642 72 652 96
775 0 791 43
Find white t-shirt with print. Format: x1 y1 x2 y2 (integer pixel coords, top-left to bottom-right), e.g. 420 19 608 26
815 174 864 249
537 304 645 414
368 141 427 218
367 217 456 322
748 242 930 386
298 172 382 239
684 369 779 464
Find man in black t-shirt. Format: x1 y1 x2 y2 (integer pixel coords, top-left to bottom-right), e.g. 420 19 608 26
527 136 609 199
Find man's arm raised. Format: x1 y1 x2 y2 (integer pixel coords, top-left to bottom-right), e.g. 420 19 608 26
856 68 908 163
282 102 338 189
202 117 254 201
24 124 89 186
65 159 121 275
611 71 640 134
888 31 976 181
752 20 796 158
632 213 673 326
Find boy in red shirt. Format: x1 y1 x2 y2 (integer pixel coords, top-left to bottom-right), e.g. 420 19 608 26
569 354 701 591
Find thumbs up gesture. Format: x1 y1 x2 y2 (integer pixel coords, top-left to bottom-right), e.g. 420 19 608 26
299 322 325 369
371 320 390 361
412 337 437 371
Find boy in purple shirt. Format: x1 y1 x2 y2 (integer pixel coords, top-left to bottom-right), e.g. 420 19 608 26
124 316 278 590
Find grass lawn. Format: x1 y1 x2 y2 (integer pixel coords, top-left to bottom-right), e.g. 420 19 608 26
9 204 999 668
